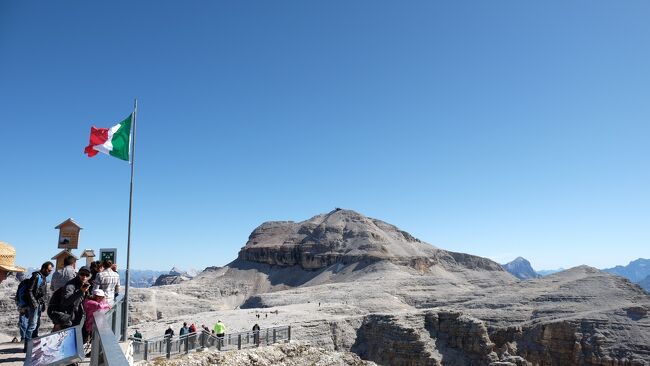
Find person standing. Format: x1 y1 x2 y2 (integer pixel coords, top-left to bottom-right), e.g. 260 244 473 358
252 323 261 347
24 262 53 352
48 267 91 331
50 255 77 291
133 329 143 353
93 260 120 305
213 320 226 349
179 322 189 337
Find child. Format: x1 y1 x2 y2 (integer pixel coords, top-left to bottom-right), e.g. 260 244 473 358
82 289 111 344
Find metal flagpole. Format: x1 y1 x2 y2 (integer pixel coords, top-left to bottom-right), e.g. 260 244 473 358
121 98 137 341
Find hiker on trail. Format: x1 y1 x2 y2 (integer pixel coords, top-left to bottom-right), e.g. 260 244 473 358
82 288 111 344
189 323 197 348
133 330 143 353
165 326 174 338
94 259 120 305
23 261 53 351
0 241 25 284
48 266 91 331
51 255 77 291
213 320 226 348
179 322 189 337
252 323 261 346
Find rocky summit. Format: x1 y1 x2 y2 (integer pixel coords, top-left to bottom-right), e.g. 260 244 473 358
502 257 540 280
3 209 650 366
238 208 503 272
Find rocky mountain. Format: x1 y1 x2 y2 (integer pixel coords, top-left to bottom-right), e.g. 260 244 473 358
603 258 650 283
125 209 650 365
638 275 650 292
152 267 197 286
501 257 540 280
118 269 168 288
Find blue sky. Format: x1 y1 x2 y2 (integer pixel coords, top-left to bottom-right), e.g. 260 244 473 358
1 1 648 271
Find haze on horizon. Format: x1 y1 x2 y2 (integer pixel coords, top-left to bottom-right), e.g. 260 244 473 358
1 1 648 272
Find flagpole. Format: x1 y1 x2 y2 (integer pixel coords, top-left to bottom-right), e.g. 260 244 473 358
121 98 137 341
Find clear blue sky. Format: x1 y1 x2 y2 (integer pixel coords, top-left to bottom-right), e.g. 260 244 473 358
1 1 648 271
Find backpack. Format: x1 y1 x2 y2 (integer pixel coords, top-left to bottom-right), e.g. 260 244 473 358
15 278 31 308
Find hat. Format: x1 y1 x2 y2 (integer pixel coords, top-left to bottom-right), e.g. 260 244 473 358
78 266 91 274
0 242 26 273
93 289 106 297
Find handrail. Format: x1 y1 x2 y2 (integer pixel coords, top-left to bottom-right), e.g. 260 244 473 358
130 325 292 361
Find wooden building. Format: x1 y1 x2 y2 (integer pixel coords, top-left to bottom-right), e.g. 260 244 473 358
51 249 78 271
55 218 82 250
80 249 96 267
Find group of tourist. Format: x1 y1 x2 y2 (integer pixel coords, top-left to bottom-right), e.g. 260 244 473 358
15 255 121 355
163 320 226 340
154 320 264 350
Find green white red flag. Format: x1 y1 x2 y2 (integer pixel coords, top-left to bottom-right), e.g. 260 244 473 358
84 114 132 161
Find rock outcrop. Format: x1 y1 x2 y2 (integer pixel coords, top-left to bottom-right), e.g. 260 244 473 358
502 257 540 280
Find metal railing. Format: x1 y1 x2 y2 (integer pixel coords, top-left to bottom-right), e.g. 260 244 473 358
90 295 130 366
130 325 291 361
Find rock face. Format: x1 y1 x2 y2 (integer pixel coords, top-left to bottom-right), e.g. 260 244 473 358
238 209 504 272
603 258 650 283
502 257 540 280
153 274 187 286
139 342 376 366
152 267 196 287
638 275 650 292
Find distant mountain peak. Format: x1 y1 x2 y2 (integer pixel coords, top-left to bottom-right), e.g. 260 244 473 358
502 257 540 280
603 258 650 283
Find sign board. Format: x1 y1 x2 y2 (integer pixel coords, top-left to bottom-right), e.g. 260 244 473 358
24 325 83 366
99 248 117 264
57 227 80 250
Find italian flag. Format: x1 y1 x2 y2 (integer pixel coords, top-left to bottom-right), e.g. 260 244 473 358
84 114 132 161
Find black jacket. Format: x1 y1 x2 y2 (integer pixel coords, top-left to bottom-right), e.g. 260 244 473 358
49 277 87 326
27 271 48 310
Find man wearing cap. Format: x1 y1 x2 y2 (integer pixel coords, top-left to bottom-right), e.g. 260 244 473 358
48 266 91 331
0 241 25 284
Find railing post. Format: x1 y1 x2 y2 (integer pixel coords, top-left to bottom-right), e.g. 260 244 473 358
237 334 241 350
288 326 291 342
266 329 269 345
273 328 277 343
144 340 148 361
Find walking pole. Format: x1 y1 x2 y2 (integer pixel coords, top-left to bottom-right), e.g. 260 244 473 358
121 98 137 341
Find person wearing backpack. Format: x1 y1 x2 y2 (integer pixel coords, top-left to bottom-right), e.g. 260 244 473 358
23 261 54 352
15 278 30 342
